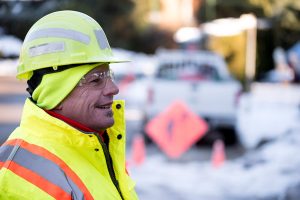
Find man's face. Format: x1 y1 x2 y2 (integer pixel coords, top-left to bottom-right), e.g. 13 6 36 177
54 64 119 131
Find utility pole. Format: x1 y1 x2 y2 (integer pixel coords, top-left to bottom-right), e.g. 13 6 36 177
241 14 257 92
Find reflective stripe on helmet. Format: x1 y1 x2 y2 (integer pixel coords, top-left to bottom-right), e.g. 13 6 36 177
26 28 91 44
94 29 110 49
17 11 129 80
0 139 94 200
29 42 65 57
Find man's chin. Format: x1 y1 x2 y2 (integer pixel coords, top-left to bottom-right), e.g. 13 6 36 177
94 120 115 131
95 108 113 117
106 110 113 118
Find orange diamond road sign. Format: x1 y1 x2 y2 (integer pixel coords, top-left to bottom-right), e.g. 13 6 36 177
145 100 208 159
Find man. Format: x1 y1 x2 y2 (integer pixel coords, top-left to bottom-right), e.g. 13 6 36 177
0 10 138 200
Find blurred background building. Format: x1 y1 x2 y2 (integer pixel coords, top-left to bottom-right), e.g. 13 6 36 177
1 0 300 82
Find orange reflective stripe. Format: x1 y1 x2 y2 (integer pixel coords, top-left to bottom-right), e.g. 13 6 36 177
5 139 94 200
2 160 71 199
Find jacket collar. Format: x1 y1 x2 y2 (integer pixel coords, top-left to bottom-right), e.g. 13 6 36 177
45 109 103 134
19 98 125 146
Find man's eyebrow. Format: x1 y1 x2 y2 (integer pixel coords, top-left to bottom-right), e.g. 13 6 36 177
85 70 109 77
92 69 110 73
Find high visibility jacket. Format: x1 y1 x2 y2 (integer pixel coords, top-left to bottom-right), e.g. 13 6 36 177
0 99 138 200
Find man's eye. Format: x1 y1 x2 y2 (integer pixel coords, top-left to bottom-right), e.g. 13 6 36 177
91 78 101 83
91 78 100 83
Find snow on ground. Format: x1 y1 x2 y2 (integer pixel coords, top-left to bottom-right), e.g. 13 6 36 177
0 59 18 76
0 35 21 76
129 126 300 200
0 35 22 57
111 48 157 77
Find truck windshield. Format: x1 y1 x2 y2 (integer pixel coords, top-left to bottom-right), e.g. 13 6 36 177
156 62 221 81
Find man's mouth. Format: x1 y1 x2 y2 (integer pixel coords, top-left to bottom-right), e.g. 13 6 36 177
97 102 113 109
98 105 111 109
96 103 114 117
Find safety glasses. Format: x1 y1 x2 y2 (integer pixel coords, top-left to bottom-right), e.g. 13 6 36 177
78 69 115 88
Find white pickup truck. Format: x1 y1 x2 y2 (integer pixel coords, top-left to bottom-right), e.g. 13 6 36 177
236 83 300 149
143 49 242 143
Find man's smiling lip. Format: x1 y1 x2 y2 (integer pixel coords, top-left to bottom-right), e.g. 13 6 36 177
96 102 113 109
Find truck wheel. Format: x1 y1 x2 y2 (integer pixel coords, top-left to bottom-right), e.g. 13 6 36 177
141 117 153 144
196 130 224 146
218 127 238 145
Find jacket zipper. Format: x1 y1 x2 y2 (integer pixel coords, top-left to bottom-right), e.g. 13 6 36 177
95 133 124 200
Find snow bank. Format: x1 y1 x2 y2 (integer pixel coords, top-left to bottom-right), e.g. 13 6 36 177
111 48 157 77
0 35 22 57
0 59 18 76
130 126 300 200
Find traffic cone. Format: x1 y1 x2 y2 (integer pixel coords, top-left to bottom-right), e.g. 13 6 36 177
130 135 146 166
211 139 226 168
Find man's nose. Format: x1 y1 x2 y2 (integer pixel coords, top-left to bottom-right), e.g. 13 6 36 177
103 79 119 96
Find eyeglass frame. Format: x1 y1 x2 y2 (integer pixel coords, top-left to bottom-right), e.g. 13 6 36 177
78 69 115 88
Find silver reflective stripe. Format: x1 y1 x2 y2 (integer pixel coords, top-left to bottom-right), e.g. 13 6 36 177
29 42 65 57
67 176 85 200
27 28 90 44
94 29 110 49
1 144 84 199
0 145 14 162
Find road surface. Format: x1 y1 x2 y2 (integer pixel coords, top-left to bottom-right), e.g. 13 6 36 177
0 76 27 144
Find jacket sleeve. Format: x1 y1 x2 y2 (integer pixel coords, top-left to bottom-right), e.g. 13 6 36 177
0 169 55 200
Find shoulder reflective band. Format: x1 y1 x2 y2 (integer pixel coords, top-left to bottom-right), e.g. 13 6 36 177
0 139 94 200
94 29 110 50
29 42 65 57
0 144 75 199
26 28 91 44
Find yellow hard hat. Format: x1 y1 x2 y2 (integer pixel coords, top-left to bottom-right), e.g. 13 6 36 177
17 10 127 80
